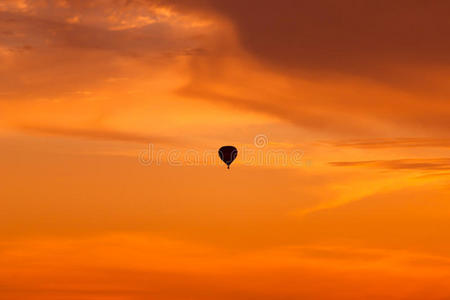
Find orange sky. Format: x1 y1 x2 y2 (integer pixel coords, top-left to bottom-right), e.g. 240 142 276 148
1 0 450 299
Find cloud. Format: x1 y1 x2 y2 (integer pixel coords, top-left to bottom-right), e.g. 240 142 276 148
2 0 450 136
298 185 450 255
325 138 450 149
2 233 450 300
416 172 450 179
0 1 210 101
19 125 180 145
329 158 450 171
164 0 450 136
167 0 450 78
178 84 373 135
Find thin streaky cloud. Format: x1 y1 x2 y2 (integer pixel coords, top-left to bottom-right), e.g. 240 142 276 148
329 158 450 171
324 138 450 149
19 125 182 146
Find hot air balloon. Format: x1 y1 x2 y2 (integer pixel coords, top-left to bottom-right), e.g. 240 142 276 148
218 146 238 169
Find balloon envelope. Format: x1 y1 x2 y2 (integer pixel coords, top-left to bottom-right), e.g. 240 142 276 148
218 146 238 169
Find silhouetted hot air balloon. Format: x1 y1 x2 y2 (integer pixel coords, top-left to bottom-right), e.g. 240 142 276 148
218 146 238 169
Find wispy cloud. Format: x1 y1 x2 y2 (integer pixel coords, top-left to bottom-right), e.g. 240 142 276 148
329 158 450 171
19 125 181 145
2 234 450 299
325 138 450 149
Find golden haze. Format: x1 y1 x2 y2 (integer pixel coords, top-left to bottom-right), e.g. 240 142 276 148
1 0 450 299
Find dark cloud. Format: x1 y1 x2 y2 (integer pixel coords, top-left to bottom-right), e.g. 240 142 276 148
167 0 450 78
2 0 450 136
165 0 450 135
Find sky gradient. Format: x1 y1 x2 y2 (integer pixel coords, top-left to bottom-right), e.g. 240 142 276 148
1 1 450 299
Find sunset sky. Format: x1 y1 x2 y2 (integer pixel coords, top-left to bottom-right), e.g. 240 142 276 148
1 0 450 299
